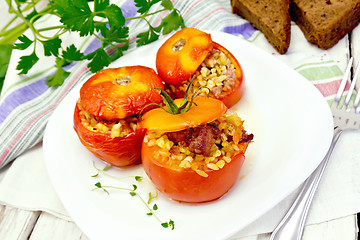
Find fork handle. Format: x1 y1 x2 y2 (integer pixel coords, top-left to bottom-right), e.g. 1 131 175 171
269 128 343 240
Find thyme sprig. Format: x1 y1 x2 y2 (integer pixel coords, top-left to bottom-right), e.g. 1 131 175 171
91 161 143 181
92 180 174 230
91 161 174 230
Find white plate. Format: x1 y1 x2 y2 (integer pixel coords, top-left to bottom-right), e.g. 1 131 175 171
43 31 333 240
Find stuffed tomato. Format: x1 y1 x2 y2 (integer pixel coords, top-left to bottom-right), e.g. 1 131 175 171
73 66 163 167
140 97 253 203
156 28 244 108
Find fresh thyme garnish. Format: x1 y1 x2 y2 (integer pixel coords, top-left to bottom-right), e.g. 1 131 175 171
148 191 158 204
92 180 174 229
91 161 141 180
91 161 174 229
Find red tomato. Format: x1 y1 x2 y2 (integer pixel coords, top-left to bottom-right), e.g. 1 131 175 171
74 104 146 167
79 65 163 120
73 66 163 167
212 42 244 108
163 42 244 108
140 96 253 202
142 141 249 203
156 28 213 85
157 28 244 108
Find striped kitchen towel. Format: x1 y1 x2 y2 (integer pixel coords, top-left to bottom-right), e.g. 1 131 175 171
0 0 351 169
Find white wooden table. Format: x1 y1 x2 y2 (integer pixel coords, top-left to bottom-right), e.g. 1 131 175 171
0 201 357 239
0 0 359 239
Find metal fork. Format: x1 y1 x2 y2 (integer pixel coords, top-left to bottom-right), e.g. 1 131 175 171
269 57 360 240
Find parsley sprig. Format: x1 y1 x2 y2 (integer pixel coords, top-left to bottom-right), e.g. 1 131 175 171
1 0 185 87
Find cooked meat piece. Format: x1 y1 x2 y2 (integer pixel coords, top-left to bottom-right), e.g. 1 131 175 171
187 123 220 156
211 86 223 98
239 131 254 144
166 123 220 156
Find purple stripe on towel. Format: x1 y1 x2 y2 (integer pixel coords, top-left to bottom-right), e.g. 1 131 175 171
83 39 102 55
0 79 48 124
122 0 139 21
222 23 257 39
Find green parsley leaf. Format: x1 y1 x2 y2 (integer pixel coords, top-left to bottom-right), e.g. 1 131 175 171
134 0 150 14
102 26 129 43
13 35 32 50
87 48 111 72
153 204 158 210
135 0 162 14
59 0 94 36
136 28 159 47
94 0 109 12
46 57 70 87
62 44 84 61
159 10 185 35
130 192 136 196
111 41 129 60
51 0 70 15
161 0 173 10
104 4 125 28
72 0 92 13
42 37 62 56
132 184 138 191
16 52 39 74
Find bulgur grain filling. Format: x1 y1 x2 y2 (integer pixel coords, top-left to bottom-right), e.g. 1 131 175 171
169 48 237 98
143 113 253 177
77 101 138 138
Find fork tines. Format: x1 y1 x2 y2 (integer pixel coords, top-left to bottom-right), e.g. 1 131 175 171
333 57 360 113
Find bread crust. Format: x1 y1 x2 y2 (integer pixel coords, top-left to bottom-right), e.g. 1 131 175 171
290 0 360 49
231 0 291 54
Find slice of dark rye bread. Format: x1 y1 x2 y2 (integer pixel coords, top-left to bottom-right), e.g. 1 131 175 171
230 0 291 54
231 0 360 54
290 0 360 50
